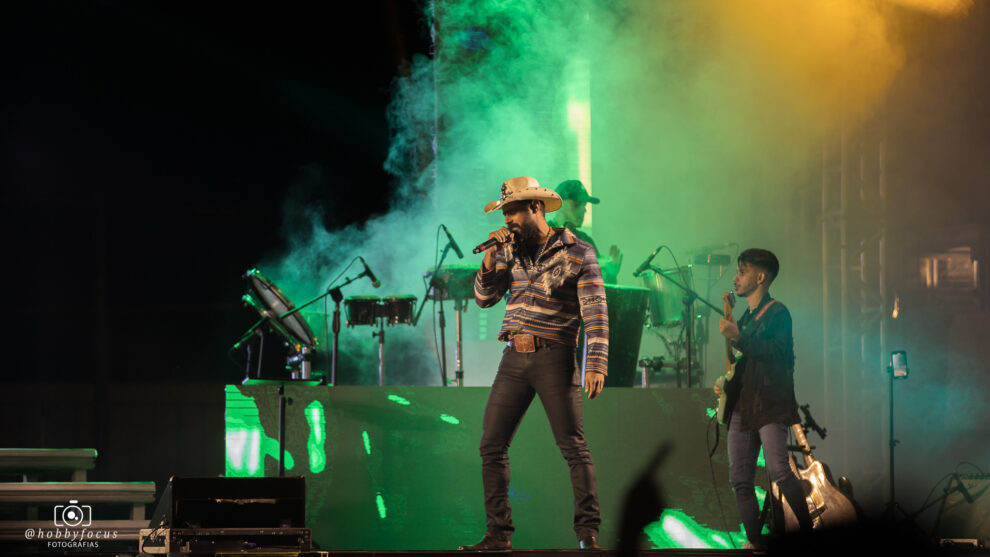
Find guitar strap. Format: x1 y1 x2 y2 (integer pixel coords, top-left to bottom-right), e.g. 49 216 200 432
742 299 777 334
754 299 777 322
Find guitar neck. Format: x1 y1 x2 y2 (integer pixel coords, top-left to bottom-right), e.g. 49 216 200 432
791 424 816 464
723 293 735 373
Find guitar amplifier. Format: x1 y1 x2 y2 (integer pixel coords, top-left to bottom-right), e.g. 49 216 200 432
933 473 990 546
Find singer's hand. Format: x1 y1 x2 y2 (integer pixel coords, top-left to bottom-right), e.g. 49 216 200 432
585 371 604 399
481 227 512 271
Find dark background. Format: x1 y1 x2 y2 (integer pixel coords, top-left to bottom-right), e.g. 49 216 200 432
1 1 431 484
2 2 431 384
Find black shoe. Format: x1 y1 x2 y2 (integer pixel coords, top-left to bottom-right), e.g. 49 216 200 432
458 534 512 551
578 533 601 549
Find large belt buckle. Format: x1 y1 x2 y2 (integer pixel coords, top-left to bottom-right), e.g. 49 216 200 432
513 333 536 353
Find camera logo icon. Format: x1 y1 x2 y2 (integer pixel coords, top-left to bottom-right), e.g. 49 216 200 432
53 500 92 527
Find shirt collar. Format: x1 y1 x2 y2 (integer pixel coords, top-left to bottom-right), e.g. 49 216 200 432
744 293 774 317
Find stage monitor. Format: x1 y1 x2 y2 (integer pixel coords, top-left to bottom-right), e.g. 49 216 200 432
149 476 306 530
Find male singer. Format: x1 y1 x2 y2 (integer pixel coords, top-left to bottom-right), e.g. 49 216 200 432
460 176 609 550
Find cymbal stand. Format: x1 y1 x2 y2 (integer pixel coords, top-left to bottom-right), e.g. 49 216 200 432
453 297 466 386
373 316 386 386
254 329 265 380
438 284 448 387
329 288 342 386
683 291 696 387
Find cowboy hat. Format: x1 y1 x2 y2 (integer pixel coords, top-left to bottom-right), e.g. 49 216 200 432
484 176 562 214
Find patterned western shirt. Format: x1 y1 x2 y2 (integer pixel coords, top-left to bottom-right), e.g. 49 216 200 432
474 227 610 375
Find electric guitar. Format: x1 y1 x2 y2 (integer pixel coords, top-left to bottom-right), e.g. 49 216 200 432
769 423 859 532
715 291 736 424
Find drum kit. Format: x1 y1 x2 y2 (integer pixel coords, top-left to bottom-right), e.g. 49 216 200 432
231 263 479 386
633 248 735 388
589 267 706 387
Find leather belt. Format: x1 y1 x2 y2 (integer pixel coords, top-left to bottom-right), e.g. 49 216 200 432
507 333 561 353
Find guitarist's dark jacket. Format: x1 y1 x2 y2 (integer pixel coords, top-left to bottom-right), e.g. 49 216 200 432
725 295 801 431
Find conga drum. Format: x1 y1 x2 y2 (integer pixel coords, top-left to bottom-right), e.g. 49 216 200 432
602 284 650 386
344 296 381 326
382 295 417 325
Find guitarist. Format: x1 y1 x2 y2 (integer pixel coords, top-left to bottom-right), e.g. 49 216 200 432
714 248 813 549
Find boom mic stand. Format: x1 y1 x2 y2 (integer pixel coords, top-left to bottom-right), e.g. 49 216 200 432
413 241 457 387
280 271 371 386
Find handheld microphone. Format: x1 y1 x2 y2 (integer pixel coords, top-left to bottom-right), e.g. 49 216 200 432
441 224 464 259
473 237 500 254
633 245 664 277
359 256 381 288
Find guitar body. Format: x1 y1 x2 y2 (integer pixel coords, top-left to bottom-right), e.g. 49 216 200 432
716 368 739 424
769 425 859 533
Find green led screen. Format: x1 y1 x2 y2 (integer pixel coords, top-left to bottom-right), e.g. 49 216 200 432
225 385 756 550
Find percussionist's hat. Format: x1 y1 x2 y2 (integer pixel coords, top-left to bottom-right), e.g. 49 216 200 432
484 176 562 214
555 179 600 205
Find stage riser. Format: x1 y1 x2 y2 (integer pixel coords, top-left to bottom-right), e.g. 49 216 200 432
225 385 741 550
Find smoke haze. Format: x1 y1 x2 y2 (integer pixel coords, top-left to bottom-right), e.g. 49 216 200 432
258 0 988 520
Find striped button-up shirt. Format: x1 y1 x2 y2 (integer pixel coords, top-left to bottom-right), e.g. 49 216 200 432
474 227 610 375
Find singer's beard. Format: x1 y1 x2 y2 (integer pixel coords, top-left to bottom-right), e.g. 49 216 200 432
509 221 542 245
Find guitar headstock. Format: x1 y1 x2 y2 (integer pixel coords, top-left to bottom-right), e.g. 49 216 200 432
722 291 736 317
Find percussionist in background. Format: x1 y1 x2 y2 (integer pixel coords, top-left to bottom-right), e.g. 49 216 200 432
549 179 622 284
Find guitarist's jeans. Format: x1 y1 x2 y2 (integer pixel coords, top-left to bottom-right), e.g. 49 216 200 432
478 344 600 541
728 413 812 543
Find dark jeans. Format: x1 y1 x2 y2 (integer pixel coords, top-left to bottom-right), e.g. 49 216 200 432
479 344 600 540
728 412 812 544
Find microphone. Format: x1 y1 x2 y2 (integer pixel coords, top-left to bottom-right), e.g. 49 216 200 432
441 224 464 259
359 256 381 288
633 245 663 277
473 237 499 254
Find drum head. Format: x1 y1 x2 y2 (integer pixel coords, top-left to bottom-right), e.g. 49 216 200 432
244 268 316 347
425 264 480 301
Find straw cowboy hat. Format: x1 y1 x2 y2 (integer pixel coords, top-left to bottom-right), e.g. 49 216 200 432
484 176 562 214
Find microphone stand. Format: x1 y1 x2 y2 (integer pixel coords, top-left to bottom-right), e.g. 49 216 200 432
413 242 455 386
639 263 725 388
